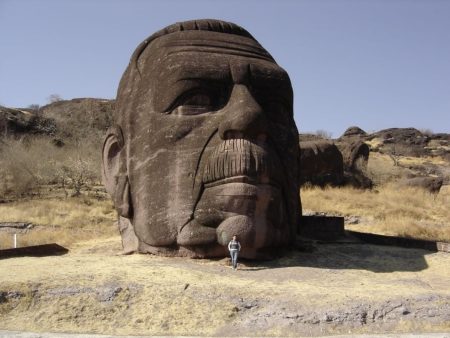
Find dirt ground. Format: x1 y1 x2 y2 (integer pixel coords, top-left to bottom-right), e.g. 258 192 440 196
0 236 449 337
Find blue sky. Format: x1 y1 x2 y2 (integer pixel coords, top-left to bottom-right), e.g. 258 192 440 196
1 0 449 137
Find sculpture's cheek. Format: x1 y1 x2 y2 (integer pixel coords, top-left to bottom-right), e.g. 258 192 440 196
128 117 218 247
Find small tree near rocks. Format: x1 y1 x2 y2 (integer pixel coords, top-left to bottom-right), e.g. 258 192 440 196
315 129 333 140
47 94 63 103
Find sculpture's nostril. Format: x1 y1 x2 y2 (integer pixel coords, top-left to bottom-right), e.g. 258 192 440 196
223 130 244 140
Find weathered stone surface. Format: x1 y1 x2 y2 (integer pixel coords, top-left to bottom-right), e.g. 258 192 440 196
102 19 301 258
340 126 367 138
299 140 343 186
336 140 370 171
368 128 430 157
336 139 373 188
398 176 444 194
369 128 429 145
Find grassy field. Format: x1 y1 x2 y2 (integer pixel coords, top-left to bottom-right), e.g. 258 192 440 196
0 194 116 249
302 183 450 242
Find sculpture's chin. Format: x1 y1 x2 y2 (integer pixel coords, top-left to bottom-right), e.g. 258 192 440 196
128 180 290 259
189 181 287 249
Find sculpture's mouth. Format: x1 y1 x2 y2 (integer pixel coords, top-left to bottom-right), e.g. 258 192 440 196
203 175 281 190
202 138 282 188
175 137 289 252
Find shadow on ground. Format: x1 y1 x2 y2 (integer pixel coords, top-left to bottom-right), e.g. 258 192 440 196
239 243 430 273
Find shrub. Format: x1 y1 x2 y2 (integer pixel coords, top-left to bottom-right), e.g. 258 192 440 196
315 129 333 140
0 135 102 200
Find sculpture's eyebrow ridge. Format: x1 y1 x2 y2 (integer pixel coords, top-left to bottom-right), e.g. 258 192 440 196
163 37 274 62
167 47 274 62
169 63 289 85
165 38 272 56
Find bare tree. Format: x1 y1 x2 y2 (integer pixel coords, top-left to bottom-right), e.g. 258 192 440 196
27 104 40 113
384 144 401 166
47 94 62 103
315 129 333 140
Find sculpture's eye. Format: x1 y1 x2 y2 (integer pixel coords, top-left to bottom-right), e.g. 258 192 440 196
169 86 230 116
175 93 212 115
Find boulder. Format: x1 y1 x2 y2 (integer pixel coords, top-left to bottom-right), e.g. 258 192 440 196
369 128 428 145
299 140 344 186
340 126 367 138
398 176 443 194
367 128 431 157
336 140 370 171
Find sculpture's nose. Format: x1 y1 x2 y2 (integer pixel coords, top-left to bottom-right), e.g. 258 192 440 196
218 84 267 140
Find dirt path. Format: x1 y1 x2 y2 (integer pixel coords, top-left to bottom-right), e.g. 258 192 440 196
1 237 449 336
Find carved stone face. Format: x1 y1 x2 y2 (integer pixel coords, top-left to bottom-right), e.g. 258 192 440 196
103 24 301 258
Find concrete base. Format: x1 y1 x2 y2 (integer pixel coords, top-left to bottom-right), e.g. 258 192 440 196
298 215 345 241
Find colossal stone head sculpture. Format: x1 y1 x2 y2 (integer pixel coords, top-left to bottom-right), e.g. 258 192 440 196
102 19 301 258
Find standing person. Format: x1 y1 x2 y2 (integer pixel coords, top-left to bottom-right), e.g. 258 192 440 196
228 235 241 270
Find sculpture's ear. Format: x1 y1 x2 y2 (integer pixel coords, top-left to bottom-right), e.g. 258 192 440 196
102 125 132 218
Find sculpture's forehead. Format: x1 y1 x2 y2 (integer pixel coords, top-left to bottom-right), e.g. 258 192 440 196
134 30 292 112
146 30 274 62
139 30 289 85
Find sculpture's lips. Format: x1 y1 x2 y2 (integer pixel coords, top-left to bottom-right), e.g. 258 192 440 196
202 138 281 188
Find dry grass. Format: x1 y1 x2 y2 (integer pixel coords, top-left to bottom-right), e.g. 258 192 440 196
1 237 450 336
365 152 407 185
301 184 450 242
364 138 384 151
364 151 449 186
0 136 102 199
399 155 449 166
0 195 116 249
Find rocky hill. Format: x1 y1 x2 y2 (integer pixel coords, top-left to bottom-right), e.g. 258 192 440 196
0 98 114 140
300 126 450 191
39 98 115 139
1 99 449 195
0 99 114 200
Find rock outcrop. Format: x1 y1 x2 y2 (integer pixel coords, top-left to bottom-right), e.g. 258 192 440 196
0 106 56 136
299 140 344 186
340 126 367 138
336 140 370 171
398 176 444 194
1 98 115 140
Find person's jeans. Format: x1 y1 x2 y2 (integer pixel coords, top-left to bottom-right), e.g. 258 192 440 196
230 250 239 269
